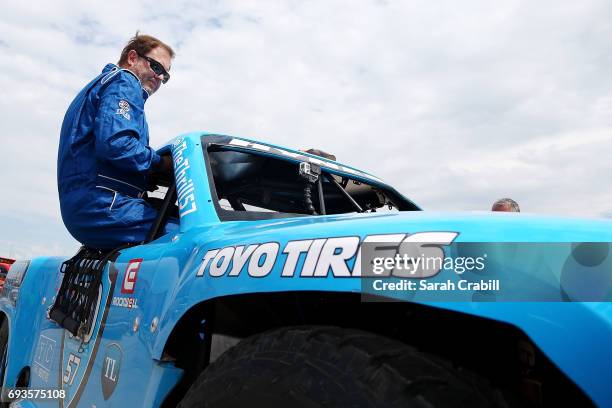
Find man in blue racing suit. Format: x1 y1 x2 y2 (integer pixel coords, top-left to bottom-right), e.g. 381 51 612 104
58 33 176 250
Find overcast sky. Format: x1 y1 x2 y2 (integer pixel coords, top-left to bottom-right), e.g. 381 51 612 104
1 0 612 259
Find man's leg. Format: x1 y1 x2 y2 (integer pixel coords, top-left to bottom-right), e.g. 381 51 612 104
64 189 172 250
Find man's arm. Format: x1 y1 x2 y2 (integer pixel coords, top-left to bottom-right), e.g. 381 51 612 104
93 76 161 173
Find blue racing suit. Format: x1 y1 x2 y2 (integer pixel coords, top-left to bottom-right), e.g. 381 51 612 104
58 64 172 249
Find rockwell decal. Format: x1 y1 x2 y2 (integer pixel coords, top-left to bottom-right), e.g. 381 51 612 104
111 296 138 309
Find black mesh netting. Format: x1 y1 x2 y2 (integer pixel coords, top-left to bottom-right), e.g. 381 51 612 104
49 247 117 338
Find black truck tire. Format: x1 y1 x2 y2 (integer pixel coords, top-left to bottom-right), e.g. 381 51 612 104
178 326 507 408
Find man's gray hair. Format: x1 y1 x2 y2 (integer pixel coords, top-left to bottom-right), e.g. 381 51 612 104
492 198 520 212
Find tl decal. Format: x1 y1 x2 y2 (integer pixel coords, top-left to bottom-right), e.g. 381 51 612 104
101 343 123 400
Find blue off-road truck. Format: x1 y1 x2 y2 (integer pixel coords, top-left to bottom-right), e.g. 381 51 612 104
1 133 611 407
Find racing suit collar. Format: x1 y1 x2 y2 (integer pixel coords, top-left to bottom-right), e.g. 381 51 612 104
102 63 149 102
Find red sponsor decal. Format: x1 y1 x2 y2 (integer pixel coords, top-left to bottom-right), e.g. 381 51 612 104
121 259 142 294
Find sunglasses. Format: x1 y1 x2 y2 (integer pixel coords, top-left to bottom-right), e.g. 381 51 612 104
136 52 170 84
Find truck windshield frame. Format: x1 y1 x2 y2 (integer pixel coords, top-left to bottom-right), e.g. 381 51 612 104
200 135 420 221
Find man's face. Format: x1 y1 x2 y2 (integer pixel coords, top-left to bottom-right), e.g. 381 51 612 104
127 47 172 95
492 203 513 212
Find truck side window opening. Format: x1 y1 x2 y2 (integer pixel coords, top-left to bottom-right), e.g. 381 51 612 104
206 145 417 220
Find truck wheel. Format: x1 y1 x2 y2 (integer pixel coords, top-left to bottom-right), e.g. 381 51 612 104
178 326 506 408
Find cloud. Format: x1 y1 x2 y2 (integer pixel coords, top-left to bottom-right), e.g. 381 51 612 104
1 0 612 258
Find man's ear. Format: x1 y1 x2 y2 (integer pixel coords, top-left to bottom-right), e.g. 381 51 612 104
126 49 138 67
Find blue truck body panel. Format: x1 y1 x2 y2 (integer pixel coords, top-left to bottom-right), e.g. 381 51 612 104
2 132 611 407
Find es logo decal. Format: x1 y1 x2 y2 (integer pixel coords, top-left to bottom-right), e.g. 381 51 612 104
112 259 141 310
121 259 142 294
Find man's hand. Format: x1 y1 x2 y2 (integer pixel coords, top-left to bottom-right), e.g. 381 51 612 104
148 155 173 190
300 148 336 161
158 155 173 173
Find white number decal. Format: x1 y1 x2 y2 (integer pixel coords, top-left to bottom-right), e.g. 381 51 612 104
63 354 81 386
